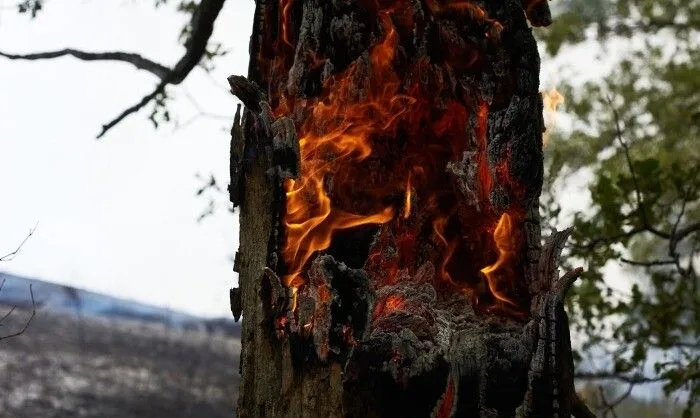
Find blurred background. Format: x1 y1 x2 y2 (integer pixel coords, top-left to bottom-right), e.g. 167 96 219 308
0 0 697 416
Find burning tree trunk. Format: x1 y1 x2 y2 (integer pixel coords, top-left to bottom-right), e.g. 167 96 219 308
229 1 589 416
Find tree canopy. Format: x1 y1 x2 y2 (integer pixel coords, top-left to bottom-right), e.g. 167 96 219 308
540 0 699 414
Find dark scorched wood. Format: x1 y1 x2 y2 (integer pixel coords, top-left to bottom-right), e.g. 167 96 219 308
229 0 588 417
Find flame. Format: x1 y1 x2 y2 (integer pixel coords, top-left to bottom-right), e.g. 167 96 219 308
403 174 412 219
432 217 458 283
280 0 294 47
281 13 405 287
542 88 565 145
275 0 525 314
480 213 518 306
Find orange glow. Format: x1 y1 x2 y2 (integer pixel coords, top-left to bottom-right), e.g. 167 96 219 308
403 174 412 219
480 213 518 306
424 0 503 36
280 0 293 47
542 88 565 145
274 0 524 315
435 376 456 418
281 13 406 287
432 217 457 283
432 217 449 247
372 294 406 322
289 286 298 312
476 102 492 198
385 294 404 311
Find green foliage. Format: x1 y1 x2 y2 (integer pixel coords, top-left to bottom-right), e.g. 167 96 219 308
540 0 700 414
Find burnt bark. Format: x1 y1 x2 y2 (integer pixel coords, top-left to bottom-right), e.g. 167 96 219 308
229 1 588 416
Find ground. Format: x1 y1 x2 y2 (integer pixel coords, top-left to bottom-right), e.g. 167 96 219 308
0 305 240 417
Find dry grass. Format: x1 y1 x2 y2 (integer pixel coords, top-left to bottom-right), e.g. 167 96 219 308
0 305 240 417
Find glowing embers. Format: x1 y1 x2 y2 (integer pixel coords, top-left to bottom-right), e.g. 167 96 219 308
278 1 526 316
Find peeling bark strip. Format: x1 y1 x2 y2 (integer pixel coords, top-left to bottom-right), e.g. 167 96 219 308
231 0 591 416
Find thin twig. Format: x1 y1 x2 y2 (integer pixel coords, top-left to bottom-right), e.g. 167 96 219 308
97 79 169 139
576 371 664 384
619 258 676 267
607 96 647 227
598 382 634 418
571 388 597 418
571 227 648 250
0 223 37 262
0 284 36 341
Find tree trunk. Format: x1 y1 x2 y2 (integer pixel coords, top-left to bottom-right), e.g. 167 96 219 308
229 1 585 416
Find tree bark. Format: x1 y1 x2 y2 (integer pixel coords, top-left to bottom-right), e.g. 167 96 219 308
229 1 584 416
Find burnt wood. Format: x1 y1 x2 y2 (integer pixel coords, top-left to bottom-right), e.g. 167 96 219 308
230 0 591 416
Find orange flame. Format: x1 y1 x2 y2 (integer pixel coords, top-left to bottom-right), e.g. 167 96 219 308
542 88 565 145
280 0 294 48
276 0 524 314
403 174 412 219
480 213 518 306
282 13 407 287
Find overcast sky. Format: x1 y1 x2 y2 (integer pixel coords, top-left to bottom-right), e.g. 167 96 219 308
0 0 254 317
0 1 607 318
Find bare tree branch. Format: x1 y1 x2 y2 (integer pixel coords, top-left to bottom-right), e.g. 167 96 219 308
0 0 227 138
575 371 664 384
0 49 170 79
571 227 648 250
0 280 16 325
619 258 677 267
0 223 37 262
598 382 634 418
674 222 700 247
0 283 36 342
97 79 169 139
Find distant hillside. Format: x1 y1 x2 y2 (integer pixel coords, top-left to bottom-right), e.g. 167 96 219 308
0 271 240 417
0 272 239 337
0 305 240 417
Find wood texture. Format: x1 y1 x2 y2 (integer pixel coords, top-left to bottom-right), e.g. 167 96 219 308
230 1 586 416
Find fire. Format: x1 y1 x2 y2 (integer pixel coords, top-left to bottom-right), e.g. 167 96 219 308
372 294 405 322
403 174 412 219
542 88 565 145
279 0 294 47
281 12 405 287
275 0 526 314
480 213 518 307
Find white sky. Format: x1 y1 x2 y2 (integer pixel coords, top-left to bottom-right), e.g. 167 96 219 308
0 0 254 317
0 1 605 318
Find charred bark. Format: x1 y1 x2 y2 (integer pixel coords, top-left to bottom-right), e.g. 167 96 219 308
229 1 589 416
